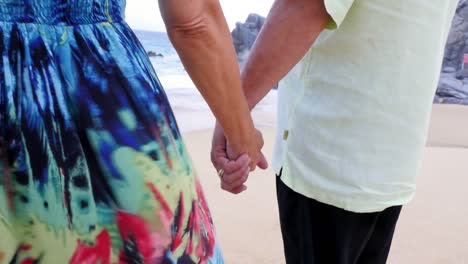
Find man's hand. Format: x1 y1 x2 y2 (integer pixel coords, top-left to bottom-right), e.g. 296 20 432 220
227 127 268 171
211 124 268 194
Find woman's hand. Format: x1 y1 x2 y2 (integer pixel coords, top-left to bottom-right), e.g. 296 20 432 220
211 124 268 194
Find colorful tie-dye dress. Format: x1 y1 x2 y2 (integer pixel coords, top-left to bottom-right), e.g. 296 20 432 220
0 1 223 263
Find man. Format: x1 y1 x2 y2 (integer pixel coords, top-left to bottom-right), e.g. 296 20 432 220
211 0 460 263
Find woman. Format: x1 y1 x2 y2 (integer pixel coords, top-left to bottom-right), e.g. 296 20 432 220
0 0 263 263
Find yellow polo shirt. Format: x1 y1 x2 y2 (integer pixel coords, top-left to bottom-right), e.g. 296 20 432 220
272 0 459 212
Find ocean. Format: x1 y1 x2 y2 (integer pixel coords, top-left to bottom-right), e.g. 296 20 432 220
132 30 277 133
134 30 196 90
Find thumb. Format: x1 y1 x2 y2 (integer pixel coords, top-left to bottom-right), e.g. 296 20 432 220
256 152 269 170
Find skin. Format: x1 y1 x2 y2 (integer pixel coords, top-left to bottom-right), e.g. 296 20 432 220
211 0 332 194
158 0 266 172
211 127 268 193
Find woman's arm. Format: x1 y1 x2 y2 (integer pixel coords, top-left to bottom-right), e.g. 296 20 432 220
158 0 263 168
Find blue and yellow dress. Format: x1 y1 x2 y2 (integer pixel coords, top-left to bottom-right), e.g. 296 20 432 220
0 1 223 263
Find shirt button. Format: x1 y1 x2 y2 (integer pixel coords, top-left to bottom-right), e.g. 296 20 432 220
283 130 289 141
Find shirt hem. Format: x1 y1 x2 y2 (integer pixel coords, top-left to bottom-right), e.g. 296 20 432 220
279 165 415 213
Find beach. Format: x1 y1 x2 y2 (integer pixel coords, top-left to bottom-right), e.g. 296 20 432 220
167 88 468 264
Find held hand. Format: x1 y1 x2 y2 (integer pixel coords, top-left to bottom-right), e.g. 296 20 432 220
211 127 251 194
211 124 269 194
226 129 268 171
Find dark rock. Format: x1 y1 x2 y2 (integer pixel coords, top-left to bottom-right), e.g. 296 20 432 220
437 0 468 104
442 0 468 71
433 95 444 103
436 74 468 99
443 66 457 73
231 14 266 55
147 51 164 58
231 14 279 89
438 77 465 93
443 97 468 105
437 87 468 99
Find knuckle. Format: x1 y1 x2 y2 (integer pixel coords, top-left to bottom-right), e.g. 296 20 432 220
222 178 231 185
230 173 241 182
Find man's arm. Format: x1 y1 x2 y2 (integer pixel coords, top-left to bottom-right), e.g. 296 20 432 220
211 0 330 176
242 0 331 109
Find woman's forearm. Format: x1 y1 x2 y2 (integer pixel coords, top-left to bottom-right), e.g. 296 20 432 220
159 0 254 154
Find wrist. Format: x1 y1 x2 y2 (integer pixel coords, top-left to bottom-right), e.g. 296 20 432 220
224 119 255 157
241 70 270 111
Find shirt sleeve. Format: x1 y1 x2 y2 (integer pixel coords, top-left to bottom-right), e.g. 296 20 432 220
324 0 356 29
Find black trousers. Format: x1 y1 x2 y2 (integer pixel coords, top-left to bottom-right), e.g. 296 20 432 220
276 176 402 264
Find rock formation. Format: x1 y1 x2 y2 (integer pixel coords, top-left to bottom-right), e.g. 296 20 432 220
147 51 164 58
436 0 468 105
231 14 279 89
231 14 265 56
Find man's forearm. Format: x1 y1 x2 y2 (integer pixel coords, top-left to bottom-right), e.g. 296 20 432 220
242 0 331 109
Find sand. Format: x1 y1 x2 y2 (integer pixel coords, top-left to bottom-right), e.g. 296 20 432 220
170 89 468 263
427 104 468 148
